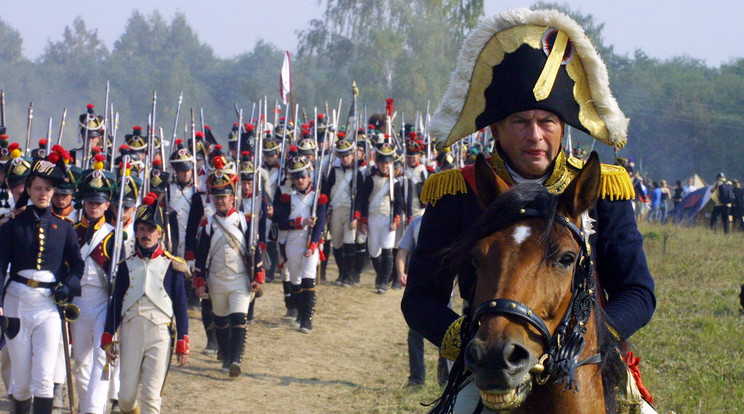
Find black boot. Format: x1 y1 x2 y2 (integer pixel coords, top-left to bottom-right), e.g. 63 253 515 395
342 244 357 286
229 312 247 377
32 397 53 414
281 281 298 321
332 247 346 285
353 242 367 284
299 278 316 334
204 327 218 355
372 254 387 294
214 318 232 372
389 249 401 290
201 299 217 355
12 396 32 414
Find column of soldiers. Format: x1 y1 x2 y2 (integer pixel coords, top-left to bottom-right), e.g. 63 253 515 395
0 98 449 413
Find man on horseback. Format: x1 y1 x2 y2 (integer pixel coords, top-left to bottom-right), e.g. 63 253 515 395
401 8 656 413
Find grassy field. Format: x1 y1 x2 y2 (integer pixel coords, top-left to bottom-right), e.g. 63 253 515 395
631 222 744 413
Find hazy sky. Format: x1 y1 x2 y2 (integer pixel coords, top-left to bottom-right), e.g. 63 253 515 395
2 0 742 66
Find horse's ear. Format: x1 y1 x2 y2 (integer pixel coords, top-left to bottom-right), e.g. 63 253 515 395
474 153 510 208
559 151 601 218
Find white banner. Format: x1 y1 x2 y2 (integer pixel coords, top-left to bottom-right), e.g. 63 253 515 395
280 51 291 105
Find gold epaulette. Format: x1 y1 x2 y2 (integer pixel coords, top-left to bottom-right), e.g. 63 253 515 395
567 156 635 201
164 250 191 278
420 169 468 206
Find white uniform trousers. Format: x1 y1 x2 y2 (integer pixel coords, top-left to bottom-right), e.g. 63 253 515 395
285 229 319 285
329 207 359 245
118 318 171 414
53 336 66 384
207 278 254 317
367 212 396 258
2 349 12 396
4 289 61 400
71 287 110 413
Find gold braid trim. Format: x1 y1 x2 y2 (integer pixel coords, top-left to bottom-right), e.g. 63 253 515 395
440 316 465 361
420 169 468 206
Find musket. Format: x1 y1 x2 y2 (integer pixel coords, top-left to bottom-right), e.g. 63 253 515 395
143 113 153 196
171 91 183 149
0 90 5 128
307 106 326 250
56 108 67 146
385 105 398 227
199 107 205 133
159 126 167 173
25 102 33 157
234 108 244 210
102 81 110 161
248 102 265 286
191 108 198 192
277 102 289 188
233 102 241 121
46 117 53 142
109 112 120 173
349 81 359 224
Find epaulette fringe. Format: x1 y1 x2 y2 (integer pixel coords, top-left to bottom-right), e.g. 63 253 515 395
165 251 192 278
420 169 468 206
599 164 635 201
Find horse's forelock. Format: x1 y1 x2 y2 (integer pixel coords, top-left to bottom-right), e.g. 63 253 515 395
444 183 561 275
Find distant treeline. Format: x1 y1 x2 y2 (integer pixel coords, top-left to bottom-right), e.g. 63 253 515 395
0 2 742 182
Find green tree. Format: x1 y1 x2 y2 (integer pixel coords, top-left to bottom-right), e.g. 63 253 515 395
0 18 24 65
43 17 108 65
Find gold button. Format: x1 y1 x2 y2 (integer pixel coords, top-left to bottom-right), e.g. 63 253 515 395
37 258 42 263
39 246 44 252
39 234 45 240
39 228 45 233
36 265 41 270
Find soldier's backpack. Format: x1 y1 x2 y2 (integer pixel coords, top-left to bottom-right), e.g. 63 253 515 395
718 182 734 204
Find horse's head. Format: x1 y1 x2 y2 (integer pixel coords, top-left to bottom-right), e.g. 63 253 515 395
462 152 601 410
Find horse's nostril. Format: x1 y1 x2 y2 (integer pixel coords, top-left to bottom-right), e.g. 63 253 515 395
502 341 530 368
465 340 485 366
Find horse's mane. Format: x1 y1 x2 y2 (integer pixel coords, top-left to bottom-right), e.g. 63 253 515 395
441 183 626 413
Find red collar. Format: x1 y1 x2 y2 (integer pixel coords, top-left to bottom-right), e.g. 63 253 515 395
136 244 164 259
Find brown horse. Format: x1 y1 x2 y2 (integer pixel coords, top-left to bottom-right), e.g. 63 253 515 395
431 152 626 413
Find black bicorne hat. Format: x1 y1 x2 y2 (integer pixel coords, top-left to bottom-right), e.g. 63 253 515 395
431 8 628 150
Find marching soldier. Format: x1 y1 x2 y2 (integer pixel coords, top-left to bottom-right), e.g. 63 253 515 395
1 147 31 226
403 137 431 221
193 155 264 376
101 192 190 414
51 151 82 223
72 155 119 414
110 160 142 259
72 104 106 169
261 138 282 283
0 151 84 413
323 139 365 287
123 126 148 177
354 143 404 294
167 139 196 259
273 156 328 333
238 154 268 325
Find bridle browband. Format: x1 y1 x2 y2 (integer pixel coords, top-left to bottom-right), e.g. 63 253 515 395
470 207 600 392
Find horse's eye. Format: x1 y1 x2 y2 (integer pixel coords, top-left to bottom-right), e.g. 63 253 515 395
558 252 576 268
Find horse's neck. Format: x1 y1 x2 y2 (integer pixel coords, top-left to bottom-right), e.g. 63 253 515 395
520 313 606 414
